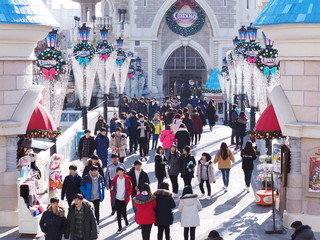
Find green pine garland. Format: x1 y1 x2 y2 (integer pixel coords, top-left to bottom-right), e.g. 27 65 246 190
166 2 206 37
202 89 222 94
248 130 283 139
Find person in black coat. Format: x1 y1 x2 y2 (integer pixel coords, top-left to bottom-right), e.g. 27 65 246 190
240 141 257 192
82 155 105 183
290 221 316 240
127 160 150 198
179 146 196 187
235 111 248 150
175 124 191 153
154 146 168 188
128 111 138 154
136 113 150 159
206 101 217 131
182 113 194 144
148 98 159 119
40 198 67 240
137 97 148 116
154 182 176 240
94 115 108 136
78 129 96 166
61 165 82 206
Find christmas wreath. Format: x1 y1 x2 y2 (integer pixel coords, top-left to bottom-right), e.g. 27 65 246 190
248 130 283 139
244 42 262 63
256 48 279 77
25 129 62 139
36 49 63 79
73 42 95 66
166 2 205 37
115 49 127 66
96 41 114 61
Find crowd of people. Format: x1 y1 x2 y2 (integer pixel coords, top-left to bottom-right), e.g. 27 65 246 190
38 96 317 240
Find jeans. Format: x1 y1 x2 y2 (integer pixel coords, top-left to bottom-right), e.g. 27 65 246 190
231 128 236 144
115 199 128 229
184 227 196 240
138 137 148 157
157 225 170 240
236 136 244 148
221 169 231 187
129 135 138 152
152 134 160 149
141 224 153 240
169 175 179 194
243 169 253 187
199 179 211 196
183 176 192 187
91 199 100 224
164 149 170 160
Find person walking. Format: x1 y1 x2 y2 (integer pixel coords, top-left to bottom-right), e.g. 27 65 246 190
168 144 181 198
179 146 196 187
171 114 183 133
110 167 132 233
80 165 105 224
133 183 157 240
150 113 164 150
109 112 118 134
229 104 239 145
82 155 104 181
149 97 159 120
191 110 203 145
235 111 248 150
160 125 176 159
175 124 191 153
178 186 202 240
94 115 108 136
61 165 82 207
241 141 257 193
154 182 176 240
154 146 168 188
214 142 235 192
128 110 138 154
182 113 194 145
137 97 149 117
206 101 216 131
290 221 316 240
105 154 126 216
40 197 67 240
127 160 150 212
64 194 98 240
109 127 128 163
78 129 96 166
196 152 215 200
136 113 150 160
95 128 109 168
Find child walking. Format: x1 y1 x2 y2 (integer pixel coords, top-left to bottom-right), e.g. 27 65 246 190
196 152 215 200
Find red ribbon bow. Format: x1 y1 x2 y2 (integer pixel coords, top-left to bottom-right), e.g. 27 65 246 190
177 0 195 10
42 68 56 80
99 54 109 61
247 56 257 63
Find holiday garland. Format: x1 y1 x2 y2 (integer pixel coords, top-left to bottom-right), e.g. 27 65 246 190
166 2 205 37
36 49 63 79
115 49 127 66
25 129 62 139
248 130 283 139
96 41 114 61
202 89 222 94
73 42 95 66
256 48 279 77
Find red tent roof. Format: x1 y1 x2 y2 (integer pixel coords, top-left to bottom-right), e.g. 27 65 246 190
27 103 57 132
250 104 283 139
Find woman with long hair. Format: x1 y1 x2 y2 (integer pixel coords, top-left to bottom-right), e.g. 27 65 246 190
241 141 257 192
206 100 216 131
94 115 108 136
179 146 196 187
196 152 215 200
155 146 168 188
213 142 235 192
168 145 181 198
179 186 202 240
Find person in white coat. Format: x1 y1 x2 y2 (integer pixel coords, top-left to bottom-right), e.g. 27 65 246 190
178 185 202 240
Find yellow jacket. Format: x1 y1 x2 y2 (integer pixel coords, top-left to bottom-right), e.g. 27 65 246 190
213 149 235 169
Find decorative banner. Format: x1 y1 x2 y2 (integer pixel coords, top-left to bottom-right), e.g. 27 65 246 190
166 0 205 37
96 41 114 61
36 49 63 79
113 57 131 94
97 51 116 94
73 42 95 66
71 55 98 107
256 48 279 77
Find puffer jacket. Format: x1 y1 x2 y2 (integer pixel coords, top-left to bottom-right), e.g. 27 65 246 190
168 152 181 176
180 154 196 178
110 175 132 207
154 190 176 226
291 225 316 240
40 205 67 240
95 133 109 167
171 118 183 133
80 173 105 202
109 132 128 158
151 119 164 135
196 160 215 183
133 194 157 225
160 129 176 149
178 193 202 227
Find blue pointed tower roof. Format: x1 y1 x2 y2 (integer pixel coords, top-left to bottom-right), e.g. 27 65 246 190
253 0 320 26
0 0 58 26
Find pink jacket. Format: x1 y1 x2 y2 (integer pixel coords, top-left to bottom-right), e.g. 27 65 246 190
160 129 176 149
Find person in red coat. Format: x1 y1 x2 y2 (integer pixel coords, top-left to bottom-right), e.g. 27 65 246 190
110 167 132 233
191 110 203 145
133 183 157 240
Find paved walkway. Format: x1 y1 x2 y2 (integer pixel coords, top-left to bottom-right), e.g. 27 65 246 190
2 125 320 239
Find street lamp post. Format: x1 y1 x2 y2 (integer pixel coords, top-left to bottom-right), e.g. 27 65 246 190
238 26 248 112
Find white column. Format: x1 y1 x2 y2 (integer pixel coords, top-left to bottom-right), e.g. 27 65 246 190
290 137 301 173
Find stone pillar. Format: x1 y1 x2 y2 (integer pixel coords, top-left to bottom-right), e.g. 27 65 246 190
81 4 88 22
289 137 301 173
150 41 159 94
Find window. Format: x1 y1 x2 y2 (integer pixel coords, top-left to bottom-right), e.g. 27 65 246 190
135 41 140 46
144 0 147 7
247 0 249 9
223 0 227 7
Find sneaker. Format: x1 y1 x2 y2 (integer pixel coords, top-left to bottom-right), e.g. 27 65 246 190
172 193 178 198
235 146 239 150
246 186 250 193
117 228 122 234
224 187 228 192
198 193 204 198
125 220 129 226
206 196 211 200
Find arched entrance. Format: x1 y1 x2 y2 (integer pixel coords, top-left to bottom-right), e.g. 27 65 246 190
163 46 207 97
